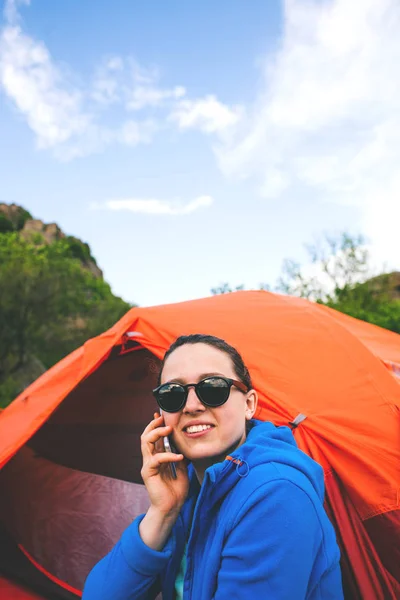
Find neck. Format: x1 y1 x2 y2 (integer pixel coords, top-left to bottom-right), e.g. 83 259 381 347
192 430 248 484
192 459 212 484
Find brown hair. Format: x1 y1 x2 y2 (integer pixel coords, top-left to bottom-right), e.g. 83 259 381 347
158 333 252 389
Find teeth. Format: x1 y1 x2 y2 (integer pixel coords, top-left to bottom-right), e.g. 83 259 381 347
186 424 212 434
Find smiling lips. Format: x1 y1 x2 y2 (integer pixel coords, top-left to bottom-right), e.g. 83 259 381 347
184 424 214 437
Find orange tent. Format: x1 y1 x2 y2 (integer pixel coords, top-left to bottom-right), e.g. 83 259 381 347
0 291 399 599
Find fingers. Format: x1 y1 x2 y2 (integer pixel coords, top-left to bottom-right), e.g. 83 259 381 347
151 452 184 465
141 452 184 479
141 425 171 453
141 414 173 459
145 425 172 445
142 414 164 436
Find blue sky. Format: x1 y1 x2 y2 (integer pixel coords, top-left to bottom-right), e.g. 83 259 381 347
1 0 399 306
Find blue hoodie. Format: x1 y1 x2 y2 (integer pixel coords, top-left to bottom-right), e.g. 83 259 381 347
83 420 344 599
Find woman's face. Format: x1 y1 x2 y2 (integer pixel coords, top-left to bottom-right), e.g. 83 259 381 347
160 343 257 469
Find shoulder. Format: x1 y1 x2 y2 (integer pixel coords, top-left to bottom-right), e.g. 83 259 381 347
217 464 341 580
235 458 321 499
223 461 325 533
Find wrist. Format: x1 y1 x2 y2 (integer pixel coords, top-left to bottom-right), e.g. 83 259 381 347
139 506 180 551
148 504 181 522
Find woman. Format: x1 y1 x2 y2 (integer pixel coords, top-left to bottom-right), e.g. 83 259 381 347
83 334 344 599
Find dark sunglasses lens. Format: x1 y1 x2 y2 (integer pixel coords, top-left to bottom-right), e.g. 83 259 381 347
198 377 230 406
156 383 186 412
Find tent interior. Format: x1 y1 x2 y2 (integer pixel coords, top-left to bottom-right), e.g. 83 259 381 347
0 344 160 598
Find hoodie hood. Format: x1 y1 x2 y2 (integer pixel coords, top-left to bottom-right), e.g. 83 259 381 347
202 419 325 506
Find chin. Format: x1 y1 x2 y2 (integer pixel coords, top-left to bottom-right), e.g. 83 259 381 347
184 445 226 463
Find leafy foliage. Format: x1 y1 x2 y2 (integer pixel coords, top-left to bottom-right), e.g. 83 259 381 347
211 232 400 334
275 232 400 332
0 214 14 234
0 232 131 406
276 233 370 301
0 376 20 409
210 283 245 295
0 205 33 232
64 235 98 265
324 278 400 334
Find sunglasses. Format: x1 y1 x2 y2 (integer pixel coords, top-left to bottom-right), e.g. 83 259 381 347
153 376 248 413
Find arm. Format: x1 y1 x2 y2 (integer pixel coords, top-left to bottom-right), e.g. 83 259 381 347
82 515 172 600
83 413 188 600
214 479 335 599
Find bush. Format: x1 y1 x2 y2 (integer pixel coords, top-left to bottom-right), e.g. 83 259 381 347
0 233 132 406
0 214 14 233
0 376 20 409
64 236 97 265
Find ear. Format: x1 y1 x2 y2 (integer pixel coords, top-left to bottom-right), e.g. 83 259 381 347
245 389 258 420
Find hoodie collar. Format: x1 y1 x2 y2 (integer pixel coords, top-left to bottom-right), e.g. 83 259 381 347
186 419 324 507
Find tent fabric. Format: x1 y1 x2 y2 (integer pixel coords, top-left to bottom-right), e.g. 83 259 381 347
0 575 45 599
0 290 399 599
324 471 399 599
0 519 80 600
26 348 161 482
0 446 150 592
320 304 400 377
0 349 158 598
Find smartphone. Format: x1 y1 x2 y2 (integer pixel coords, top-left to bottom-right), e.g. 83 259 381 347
159 409 177 479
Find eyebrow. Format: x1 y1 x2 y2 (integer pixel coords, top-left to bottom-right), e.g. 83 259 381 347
166 372 228 384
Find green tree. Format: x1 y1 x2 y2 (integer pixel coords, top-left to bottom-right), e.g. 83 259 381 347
276 232 400 333
64 235 97 265
325 276 400 333
0 214 14 234
0 233 130 406
210 232 400 334
211 282 245 295
276 232 370 301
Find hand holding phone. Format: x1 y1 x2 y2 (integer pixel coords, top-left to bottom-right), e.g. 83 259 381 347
139 413 189 551
139 411 189 544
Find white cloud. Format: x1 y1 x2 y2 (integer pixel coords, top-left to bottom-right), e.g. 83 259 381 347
170 95 242 133
127 83 186 111
0 24 90 148
91 56 124 105
0 4 183 157
91 195 214 216
118 119 158 146
4 0 30 24
0 0 243 160
124 61 186 111
216 0 400 265
91 57 186 111
49 120 159 161
0 20 162 157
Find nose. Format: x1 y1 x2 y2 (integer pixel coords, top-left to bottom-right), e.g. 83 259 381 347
183 386 205 413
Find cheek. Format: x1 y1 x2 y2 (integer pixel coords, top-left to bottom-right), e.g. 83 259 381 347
163 413 179 429
216 403 246 432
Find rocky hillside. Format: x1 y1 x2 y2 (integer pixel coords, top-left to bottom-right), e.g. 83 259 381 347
0 203 132 408
366 271 400 301
0 203 102 278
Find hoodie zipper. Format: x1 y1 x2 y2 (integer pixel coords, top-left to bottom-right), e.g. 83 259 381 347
183 460 240 599
184 473 209 599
